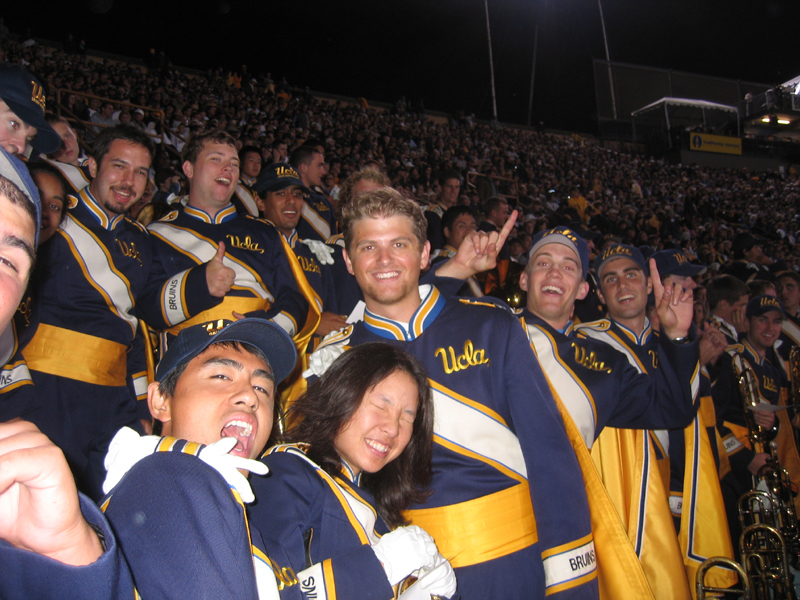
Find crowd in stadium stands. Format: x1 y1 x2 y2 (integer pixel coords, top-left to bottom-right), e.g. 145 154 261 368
5 27 800 600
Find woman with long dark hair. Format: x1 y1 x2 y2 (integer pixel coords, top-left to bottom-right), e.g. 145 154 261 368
249 342 457 600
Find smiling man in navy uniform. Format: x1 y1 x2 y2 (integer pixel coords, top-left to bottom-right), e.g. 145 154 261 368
294 188 598 600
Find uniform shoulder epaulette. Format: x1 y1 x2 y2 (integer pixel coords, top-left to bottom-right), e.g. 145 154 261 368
574 318 611 332
425 204 445 218
326 233 344 245
317 324 354 349
65 194 79 210
158 210 179 222
726 343 745 355
458 296 515 314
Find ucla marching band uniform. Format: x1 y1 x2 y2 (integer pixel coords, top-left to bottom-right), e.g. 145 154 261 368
305 286 598 600
17 187 174 498
523 311 698 445
297 191 336 243
252 444 404 600
281 230 337 318
0 307 34 419
147 204 317 352
576 317 734 596
101 437 285 600
712 340 800 523
44 157 91 195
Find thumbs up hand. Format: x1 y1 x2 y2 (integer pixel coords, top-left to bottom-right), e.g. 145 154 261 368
205 241 235 297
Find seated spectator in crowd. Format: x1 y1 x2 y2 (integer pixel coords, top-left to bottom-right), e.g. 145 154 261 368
89 101 118 134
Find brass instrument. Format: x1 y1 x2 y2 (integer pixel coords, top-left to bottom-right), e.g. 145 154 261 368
790 346 800 452
740 524 796 600
790 346 800 407
731 355 800 596
734 355 770 458
696 556 750 600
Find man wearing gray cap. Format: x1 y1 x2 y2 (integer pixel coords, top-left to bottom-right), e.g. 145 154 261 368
0 64 60 157
0 147 39 412
520 228 701 596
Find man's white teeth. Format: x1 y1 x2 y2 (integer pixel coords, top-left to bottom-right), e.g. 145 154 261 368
366 439 389 454
619 294 635 301
542 285 563 294
222 419 253 438
216 177 231 185
375 272 399 280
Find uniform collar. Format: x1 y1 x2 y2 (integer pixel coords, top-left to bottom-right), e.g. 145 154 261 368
611 317 653 346
240 175 256 187
741 338 766 366
340 460 362 486
710 315 738 342
282 229 299 248
363 285 445 341
78 187 126 230
521 309 574 337
184 203 238 224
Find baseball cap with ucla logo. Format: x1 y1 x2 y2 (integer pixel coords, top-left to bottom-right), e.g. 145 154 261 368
254 163 310 196
529 226 590 279
0 65 60 154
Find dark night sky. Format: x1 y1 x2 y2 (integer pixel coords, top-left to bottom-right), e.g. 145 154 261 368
5 0 799 132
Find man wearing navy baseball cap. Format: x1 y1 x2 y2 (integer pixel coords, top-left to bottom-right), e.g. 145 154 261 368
712 295 800 549
520 228 702 595
254 162 347 337
0 64 60 156
651 248 707 291
577 243 735 586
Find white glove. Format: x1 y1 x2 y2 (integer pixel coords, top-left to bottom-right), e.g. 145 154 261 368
303 343 346 379
196 437 268 503
102 427 268 503
103 427 161 494
416 553 457 598
372 525 440 586
300 239 335 265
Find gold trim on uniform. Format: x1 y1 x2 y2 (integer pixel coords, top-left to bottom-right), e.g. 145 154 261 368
404 482 537 568
23 324 127 386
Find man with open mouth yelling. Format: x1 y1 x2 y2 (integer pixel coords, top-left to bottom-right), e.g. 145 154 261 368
101 317 296 598
0 318 296 600
147 129 318 360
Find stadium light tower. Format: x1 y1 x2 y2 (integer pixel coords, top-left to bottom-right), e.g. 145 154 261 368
597 0 618 120
485 0 499 121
